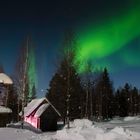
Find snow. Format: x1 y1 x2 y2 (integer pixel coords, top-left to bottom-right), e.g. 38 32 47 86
1 117 140 140
0 73 13 84
0 106 12 113
0 128 38 140
23 98 46 117
34 103 49 117
124 116 140 121
72 119 93 128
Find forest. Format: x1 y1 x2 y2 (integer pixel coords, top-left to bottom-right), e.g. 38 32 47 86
0 32 140 124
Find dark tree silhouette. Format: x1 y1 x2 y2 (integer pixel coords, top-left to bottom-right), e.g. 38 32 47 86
94 68 114 120
47 30 84 126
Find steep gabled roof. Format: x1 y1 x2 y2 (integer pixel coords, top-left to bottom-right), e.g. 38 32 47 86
24 98 46 117
22 97 61 117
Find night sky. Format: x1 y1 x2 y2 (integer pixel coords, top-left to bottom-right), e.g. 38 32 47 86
0 0 140 97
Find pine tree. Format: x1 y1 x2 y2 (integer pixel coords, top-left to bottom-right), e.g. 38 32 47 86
131 87 139 115
114 89 121 116
117 83 130 117
47 57 83 122
47 72 67 123
94 68 114 120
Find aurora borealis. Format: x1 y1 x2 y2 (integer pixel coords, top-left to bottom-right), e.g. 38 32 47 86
74 5 140 73
0 0 139 96
27 44 37 99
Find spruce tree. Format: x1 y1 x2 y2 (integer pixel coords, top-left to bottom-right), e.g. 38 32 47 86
47 59 83 122
131 87 139 115
117 83 130 117
47 30 84 124
94 68 114 120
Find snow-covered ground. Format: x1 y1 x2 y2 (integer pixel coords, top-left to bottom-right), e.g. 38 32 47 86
1 116 140 140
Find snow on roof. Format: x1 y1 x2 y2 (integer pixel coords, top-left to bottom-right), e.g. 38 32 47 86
24 98 47 117
0 73 13 84
34 103 50 117
0 106 12 113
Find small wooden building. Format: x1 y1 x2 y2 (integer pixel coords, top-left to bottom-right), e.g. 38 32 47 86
23 98 60 131
0 106 12 127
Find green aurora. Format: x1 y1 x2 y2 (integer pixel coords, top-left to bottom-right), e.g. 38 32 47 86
74 5 140 73
27 44 37 99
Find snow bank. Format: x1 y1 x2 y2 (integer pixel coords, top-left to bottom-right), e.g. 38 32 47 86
7 122 42 133
54 125 140 140
1 119 140 140
0 128 38 140
109 116 123 123
124 116 140 121
73 119 93 128
54 129 85 140
107 127 140 140
54 119 140 140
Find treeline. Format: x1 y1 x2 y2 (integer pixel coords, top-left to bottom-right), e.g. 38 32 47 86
46 31 140 122
115 84 140 117
46 57 140 122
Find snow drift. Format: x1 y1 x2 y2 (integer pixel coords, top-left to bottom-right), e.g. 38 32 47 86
1 118 140 140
